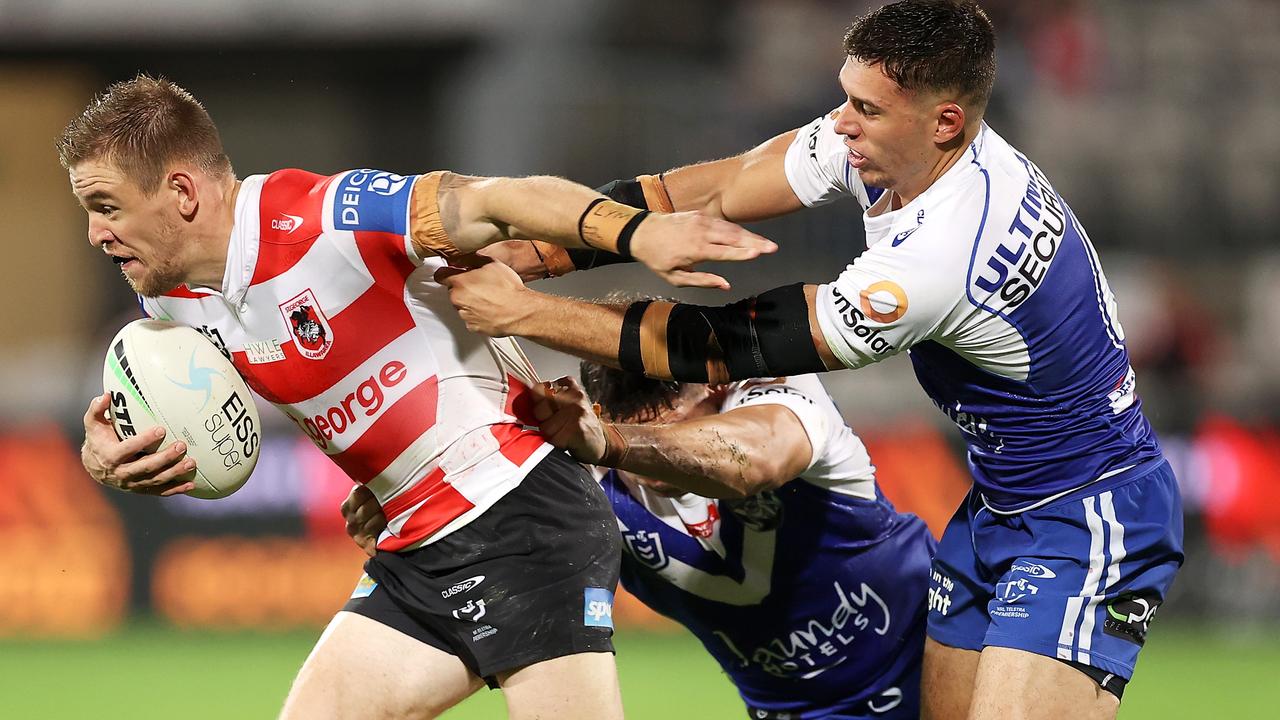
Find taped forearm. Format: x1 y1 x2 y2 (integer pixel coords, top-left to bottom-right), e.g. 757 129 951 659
616 283 827 383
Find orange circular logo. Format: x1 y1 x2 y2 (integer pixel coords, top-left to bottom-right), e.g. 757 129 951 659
859 280 909 323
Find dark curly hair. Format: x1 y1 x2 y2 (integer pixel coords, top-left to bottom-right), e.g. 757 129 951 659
843 0 996 112
578 292 685 422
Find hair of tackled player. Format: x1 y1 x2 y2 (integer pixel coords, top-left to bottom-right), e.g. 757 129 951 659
579 292 687 423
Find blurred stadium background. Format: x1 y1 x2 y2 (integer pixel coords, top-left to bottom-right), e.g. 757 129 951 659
1 0 1278 716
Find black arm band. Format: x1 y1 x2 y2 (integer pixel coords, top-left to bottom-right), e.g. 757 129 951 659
618 300 652 374
664 283 825 382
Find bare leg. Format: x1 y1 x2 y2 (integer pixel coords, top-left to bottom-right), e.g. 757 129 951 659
922 636 981 720
969 646 1119 720
280 611 485 720
498 651 624 720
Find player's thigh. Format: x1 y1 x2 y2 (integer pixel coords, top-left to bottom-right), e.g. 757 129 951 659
921 636 981 720
280 611 484 720
969 646 1118 720
497 651 623 720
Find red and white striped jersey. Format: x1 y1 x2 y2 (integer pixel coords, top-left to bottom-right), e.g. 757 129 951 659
141 168 552 551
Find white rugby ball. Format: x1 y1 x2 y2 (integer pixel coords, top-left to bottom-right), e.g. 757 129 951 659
102 319 261 499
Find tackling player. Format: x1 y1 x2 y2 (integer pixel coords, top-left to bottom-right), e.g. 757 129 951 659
59 74 773 720
436 2 1184 718
345 362 935 720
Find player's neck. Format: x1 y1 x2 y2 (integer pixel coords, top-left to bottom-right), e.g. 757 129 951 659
184 178 242 292
890 125 979 209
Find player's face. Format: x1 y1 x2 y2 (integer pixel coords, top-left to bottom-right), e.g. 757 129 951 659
834 57 945 198
70 158 189 297
617 385 723 499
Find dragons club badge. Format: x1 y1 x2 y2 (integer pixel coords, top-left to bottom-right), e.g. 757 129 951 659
279 289 334 360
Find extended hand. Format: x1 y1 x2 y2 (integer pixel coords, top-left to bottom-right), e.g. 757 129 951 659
81 392 196 496
532 377 608 464
630 212 777 290
435 258 532 337
341 484 387 558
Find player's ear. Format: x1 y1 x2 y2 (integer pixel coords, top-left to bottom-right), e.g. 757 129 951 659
169 170 199 218
935 102 966 145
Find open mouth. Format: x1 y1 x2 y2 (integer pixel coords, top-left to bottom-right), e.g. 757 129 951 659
111 255 139 271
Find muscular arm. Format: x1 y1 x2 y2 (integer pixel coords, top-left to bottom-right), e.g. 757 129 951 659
612 404 812 499
441 262 844 381
417 172 775 289
661 129 807 222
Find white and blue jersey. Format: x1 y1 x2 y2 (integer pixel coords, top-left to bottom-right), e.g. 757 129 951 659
601 375 934 719
784 112 1182 685
786 112 1163 511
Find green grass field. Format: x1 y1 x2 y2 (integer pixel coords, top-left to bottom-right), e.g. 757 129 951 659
1 623 1275 718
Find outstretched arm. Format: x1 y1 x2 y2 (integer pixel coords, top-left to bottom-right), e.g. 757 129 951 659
411 172 776 289
533 378 812 500
437 260 844 382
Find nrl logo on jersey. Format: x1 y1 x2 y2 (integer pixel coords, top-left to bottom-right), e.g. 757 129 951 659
622 529 669 570
279 288 334 360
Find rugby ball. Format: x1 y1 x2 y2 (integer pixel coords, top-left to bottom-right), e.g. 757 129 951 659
102 319 260 499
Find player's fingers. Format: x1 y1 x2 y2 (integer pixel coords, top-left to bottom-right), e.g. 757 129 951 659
99 425 168 466
709 224 777 253
115 446 194 488
665 269 731 291
83 392 112 427
158 481 198 497
694 243 768 263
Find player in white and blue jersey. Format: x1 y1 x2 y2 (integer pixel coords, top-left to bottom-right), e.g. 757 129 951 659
436 2 1184 718
577 365 933 720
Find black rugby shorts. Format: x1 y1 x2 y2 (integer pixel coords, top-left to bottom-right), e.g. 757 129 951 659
343 449 622 685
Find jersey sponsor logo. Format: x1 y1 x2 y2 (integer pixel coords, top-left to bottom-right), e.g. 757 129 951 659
682 501 720 538
995 577 1040 604
890 209 926 247
441 575 486 598
279 288 334 360
972 155 1066 308
270 213 305 234
350 573 378 599
584 587 614 628
333 169 415 234
1108 366 1138 414
622 529 669 570
451 598 487 622
928 569 955 616
286 359 408 450
829 287 897 355
933 400 1005 453
1010 562 1057 579
858 280 909 323
716 580 891 680
244 339 287 365
737 382 816 407
1103 590 1161 646
867 687 905 714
